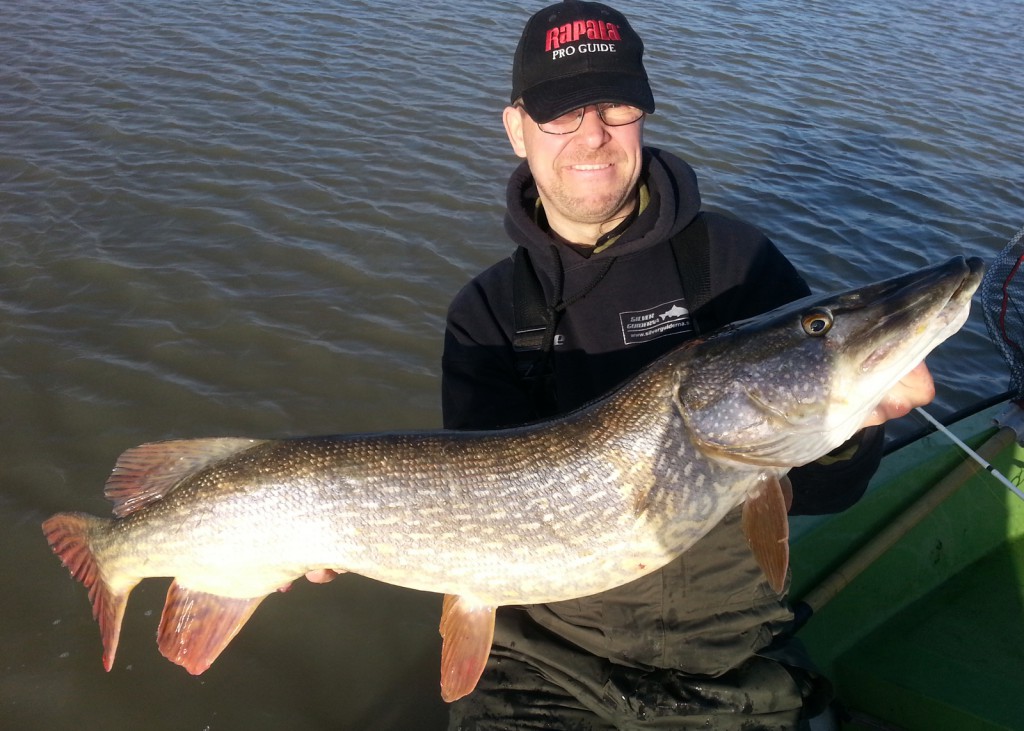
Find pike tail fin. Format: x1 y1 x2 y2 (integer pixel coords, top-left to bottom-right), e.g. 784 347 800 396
42 513 137 671
158 581 267 675
742 474 791 594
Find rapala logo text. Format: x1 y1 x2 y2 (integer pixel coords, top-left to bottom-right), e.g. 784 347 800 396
545 20 621 51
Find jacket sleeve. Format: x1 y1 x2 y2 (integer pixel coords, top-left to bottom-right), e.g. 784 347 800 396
441 329 536 430
788 425 885 515
441 261 538 430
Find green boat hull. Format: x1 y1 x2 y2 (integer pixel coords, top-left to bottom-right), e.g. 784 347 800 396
790 402 1024 731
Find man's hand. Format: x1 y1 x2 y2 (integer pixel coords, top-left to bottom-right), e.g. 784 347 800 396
305 569 344 583
861 361 935 428
276 569 345 593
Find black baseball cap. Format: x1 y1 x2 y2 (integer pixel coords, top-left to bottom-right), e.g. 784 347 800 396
511 1 655 124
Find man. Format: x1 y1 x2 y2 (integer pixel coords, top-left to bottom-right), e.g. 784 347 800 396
440 2 933 729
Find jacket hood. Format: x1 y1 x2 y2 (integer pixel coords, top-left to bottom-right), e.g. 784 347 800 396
503 147 702 263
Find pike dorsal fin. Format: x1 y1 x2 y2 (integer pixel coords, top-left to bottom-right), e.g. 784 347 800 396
741 473 791 594
105 438 264 517
158 581 267 675
438 594 496 702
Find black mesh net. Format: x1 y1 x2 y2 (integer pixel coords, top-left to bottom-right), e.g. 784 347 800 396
981 224 1024 401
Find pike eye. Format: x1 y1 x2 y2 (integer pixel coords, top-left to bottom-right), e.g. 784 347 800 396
801 308 833 336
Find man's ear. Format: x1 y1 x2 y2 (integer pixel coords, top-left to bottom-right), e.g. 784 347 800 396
503 106 528 159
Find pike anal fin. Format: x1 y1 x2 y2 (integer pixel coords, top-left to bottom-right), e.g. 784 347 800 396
158 581 267 675
438 594 496 703
741 474 791 594
43 513 137 672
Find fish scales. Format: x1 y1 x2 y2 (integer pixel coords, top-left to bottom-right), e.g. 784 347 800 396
91 366 735 606
42 256 984 701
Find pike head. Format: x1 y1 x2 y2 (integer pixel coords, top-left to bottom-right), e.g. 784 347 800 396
679 256 984 467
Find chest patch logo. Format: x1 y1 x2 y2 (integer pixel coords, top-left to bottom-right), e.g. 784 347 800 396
619 298 693 345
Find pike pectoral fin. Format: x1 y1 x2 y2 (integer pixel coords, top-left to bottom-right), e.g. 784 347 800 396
43 513 137 672
438 594 496 703
741 474 790 594
157 581 266 675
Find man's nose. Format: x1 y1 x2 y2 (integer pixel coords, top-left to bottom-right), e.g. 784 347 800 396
576 106 611 144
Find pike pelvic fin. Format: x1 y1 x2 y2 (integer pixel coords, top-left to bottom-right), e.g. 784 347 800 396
438 594 496 703
157 581 267 675
741 474 791 594
105 438 264 517
42 513 137 672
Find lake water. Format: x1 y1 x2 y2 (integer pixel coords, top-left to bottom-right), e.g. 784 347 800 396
2 1 1022 728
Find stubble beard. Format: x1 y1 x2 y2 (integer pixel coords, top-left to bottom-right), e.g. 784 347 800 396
537 174 636 226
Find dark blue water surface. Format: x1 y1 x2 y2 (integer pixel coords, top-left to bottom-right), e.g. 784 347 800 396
2 1 1021 728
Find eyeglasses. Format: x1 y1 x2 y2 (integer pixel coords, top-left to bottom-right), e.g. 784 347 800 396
529 103 646 135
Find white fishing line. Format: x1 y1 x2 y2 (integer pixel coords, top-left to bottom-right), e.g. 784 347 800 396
914 406 1024 502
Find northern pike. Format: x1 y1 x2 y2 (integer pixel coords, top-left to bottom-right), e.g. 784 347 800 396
43 256 983 701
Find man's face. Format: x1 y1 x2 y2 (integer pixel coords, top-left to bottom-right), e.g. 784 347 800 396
504 104 644 235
